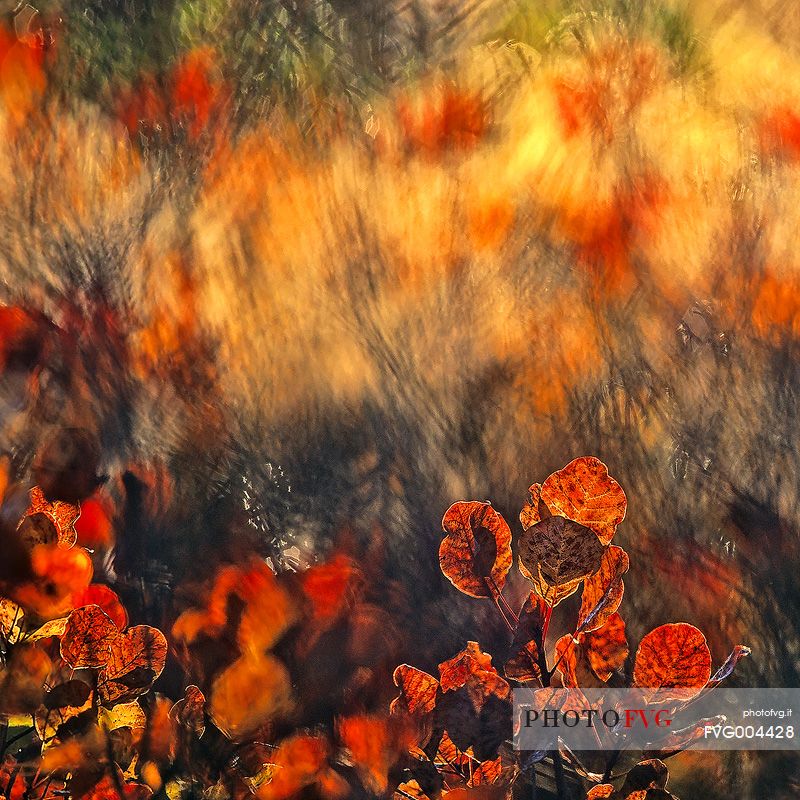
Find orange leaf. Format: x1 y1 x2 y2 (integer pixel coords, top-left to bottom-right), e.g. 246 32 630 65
439 502 512 598
61 605 119 668
74 499 114 549
19 486 81 548
586 786 615 799
170 685 206 738
633 623 712 701
578 546 629 633
71 585 128 631
0 643 52 715
300 555 362 623
390 664 439 715
439 642 509 709
254 734 329 800
210 653 293 740
584 612 629 682
337 714 414 795
539 457 627 544
13 544 93 619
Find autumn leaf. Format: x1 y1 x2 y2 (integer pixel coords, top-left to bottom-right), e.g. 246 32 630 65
586 786 615 799
537 457 627 544
35 680 94 745
438 642 510 709
578 546 629 633
0 643 52 715
708 645 751 689
12 544 93 619
97 625 168 706
504 595 548 682
20 486 81 548
439 502 512 598
518 515 605 593
337 714 415 795
209 653 293 740
98 701 146 734
633 623 712 701
519 484 549 530
169 685 205 738
0 597 24 643
71 585 128 631
236 561 298 653
61 605 119 668
391 665 439 716
584 612 629 681
254 734 329 800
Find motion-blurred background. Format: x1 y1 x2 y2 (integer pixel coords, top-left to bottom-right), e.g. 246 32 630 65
2 1 800 795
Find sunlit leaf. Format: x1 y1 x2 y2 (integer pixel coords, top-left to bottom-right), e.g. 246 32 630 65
390 665 439 716
210 653 293 741
584 612 629 681
20 486 81 549
578 546 629 633
71 585 128 631
439 502 513 598
61 605 119 668
438 642 510 709
633 623 712 701
538 457 627 544
254 734 329 800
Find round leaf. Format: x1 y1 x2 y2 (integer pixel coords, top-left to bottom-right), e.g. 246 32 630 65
439 502 512 598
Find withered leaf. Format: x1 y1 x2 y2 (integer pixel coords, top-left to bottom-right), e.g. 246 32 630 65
586 786 615 799
170 685 206 737
518 515 605 589
578 546 629 633
438 642 510 709
633 623 712 701
539 457 627 545
439 502 512 598
35 680 94 746
584 612 629 682
620 759 669 796
61 605 119 668
708 645 751 689
20 487 81 549
390 665 439 716
103 626 167 682
518 560 584 607
504 595 548 682
520 484 550 530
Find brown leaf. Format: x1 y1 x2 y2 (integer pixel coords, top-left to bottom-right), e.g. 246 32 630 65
97 625 168 705
438 642 510 709
519 559 584 607
0 643 52 715
439 502 512 598
633 623 712 701
210 653 293 740
170 685 206 737
708 645 751 688
620 759 669 796
539 457 627 544
584 612 629 681
578 545 628 634
35 679 94 746
504 595 548 682
390 665 439 716
518 515 605 590
20 487 81 549
61 606 119 668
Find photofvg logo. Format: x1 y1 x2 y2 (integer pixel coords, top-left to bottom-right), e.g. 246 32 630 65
513 688 800 751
